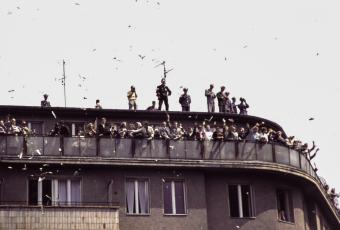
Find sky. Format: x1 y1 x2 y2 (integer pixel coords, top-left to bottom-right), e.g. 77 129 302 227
0 0 339 192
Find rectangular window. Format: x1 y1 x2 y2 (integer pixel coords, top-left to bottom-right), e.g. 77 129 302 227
28 178 81 206
28 122 43 135
126 178 149 214
277 190 294 223
163 180 186 215
228 184 254 218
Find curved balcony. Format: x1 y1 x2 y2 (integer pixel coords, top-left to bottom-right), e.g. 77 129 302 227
0 135 315 176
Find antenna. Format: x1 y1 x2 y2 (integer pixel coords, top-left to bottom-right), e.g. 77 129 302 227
62 60 67 108
154 61 173 79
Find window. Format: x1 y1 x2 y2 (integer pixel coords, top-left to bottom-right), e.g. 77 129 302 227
163 180 186 215
277 190 294 223
28 178 81 206
228 184 254 218
126 178 149 214
28 122 43 135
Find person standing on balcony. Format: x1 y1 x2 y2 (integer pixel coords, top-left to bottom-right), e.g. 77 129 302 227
238 97 249 115
205 84 216 113
41 94 51 107
216 86 229 113
230 97 238 114
156 78 172 111
97 117 110 137
127 86 138 110
179 88 191 112
95 99 102 109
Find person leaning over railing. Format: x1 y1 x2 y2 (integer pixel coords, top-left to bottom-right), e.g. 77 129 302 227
0 120 7 135
129 121 154 141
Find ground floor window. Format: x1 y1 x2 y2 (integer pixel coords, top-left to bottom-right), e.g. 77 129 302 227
228 184 254 218
277 189 294 223
126 178 149 214
28 178 81 206
163 180 186 215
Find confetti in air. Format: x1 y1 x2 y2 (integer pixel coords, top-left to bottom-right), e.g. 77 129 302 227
18 152 23 159
8 166 13 170
51 111 57 119
35 149 42 155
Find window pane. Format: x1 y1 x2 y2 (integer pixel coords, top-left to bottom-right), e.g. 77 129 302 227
138 181 149 214
228 185 239 217
241 185 252 217
126 180 135 214
42 180 52 206
175 181 185 214
58 180 67 205
163 181 172 214
71 180 81 205
277 190 294 222
29 180 38 205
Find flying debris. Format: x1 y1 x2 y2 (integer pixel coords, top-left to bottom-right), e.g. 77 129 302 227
8 89 15 93
316 53 320 56
78 84 82 87
8 166 13 170
35 149 42 155
113 57 122 62
157 2 160 5
83 97 87 100
128 25 132 28
39 167 43 171
18 152 23 159
243 45 248 48
38 177 45 182
309 117 315 121
92 48 96 52
228 118 234 123
74 2 80 5
161 178 165 182
17 6 21 10
51 111 57 119
7 11 13 15
138 54 146 60
224 57 227 61
43 164 49 167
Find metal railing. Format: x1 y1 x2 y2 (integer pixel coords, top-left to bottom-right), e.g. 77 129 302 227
0 135 316 176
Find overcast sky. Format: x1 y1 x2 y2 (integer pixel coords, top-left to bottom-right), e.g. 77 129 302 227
0 0 339 192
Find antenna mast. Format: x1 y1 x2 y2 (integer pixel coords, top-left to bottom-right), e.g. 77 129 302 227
62 60 67 108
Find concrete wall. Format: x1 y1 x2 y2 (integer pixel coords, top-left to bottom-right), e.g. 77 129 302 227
206 171 309 230
0 207 119 230
0 165 337 230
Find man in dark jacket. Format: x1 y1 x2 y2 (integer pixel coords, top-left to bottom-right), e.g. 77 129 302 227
179 88 191 111
156 78 172 111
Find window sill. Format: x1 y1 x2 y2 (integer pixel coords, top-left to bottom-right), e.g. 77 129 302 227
125 213 150 216
230 217 256 220
163 213 188 217
278 220 295 225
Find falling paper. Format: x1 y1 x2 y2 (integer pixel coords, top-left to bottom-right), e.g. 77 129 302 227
18 152 23 159
51 111 57 119
8 166 13 169
38 177 45 182
35 149 42 155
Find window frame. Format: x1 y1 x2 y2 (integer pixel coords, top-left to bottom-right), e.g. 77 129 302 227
162 178 188 216
276 189 295 224
227 184 255 219
27 177 82 207
125 177 150 216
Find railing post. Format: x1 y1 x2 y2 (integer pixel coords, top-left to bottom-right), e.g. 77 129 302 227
60 137 64 156
96 137 100 157
235 141 239 159
272 143 276 163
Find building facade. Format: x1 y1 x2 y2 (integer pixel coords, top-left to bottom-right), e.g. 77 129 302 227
0 105 339 230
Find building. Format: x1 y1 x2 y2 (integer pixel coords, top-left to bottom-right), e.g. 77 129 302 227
0 105 339 230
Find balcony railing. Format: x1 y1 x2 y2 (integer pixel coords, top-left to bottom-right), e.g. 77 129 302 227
0 135 316 177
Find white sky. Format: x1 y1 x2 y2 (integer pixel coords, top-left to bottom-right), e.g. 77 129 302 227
0 0 339 191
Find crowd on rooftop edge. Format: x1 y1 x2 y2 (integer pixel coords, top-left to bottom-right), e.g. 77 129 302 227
0 79 339 213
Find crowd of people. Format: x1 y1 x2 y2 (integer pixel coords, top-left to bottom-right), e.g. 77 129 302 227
41 80 249 115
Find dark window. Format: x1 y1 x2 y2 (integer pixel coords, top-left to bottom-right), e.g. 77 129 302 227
126 179 149 214
277 190 294 223
30 122 43 135
163 180 186 214
28 179 38 205
228 184 254 218
42 180 52 206
0 178 3 204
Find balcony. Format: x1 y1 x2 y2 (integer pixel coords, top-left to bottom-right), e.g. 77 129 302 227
0 135 316 178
